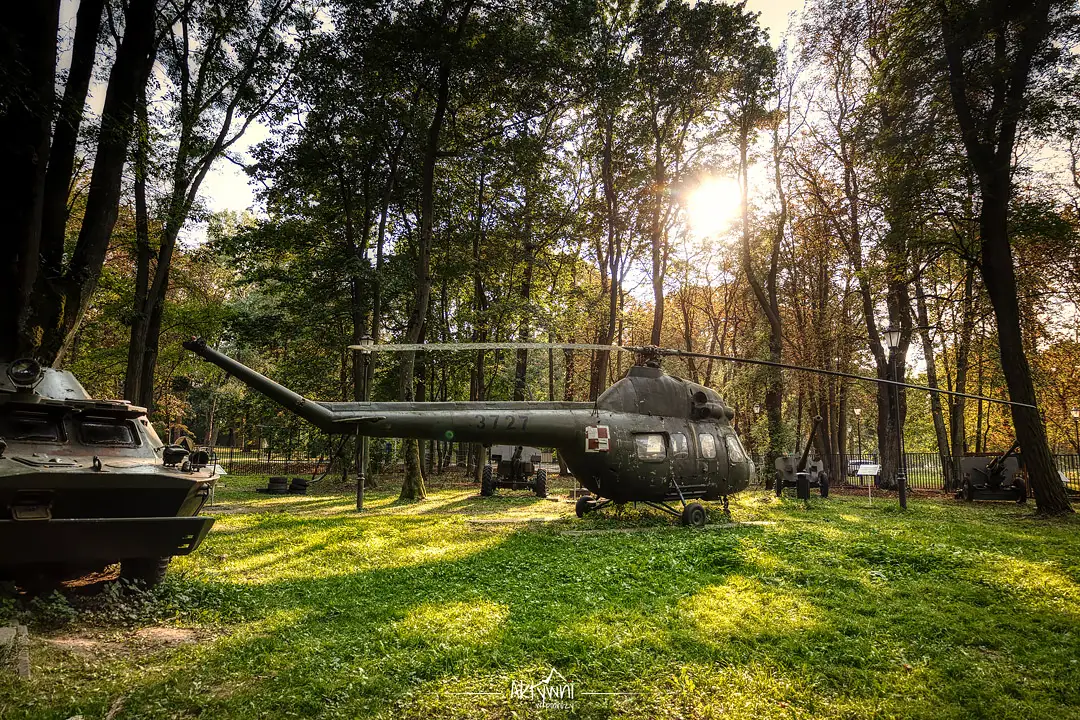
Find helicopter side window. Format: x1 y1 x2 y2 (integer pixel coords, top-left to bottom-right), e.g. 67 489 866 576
634 433 667 462
670 433 688 459
725 435 747 463
698 433 717 459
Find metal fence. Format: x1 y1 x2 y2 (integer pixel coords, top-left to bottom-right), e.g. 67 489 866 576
754 451 1080 494
214 426 336 476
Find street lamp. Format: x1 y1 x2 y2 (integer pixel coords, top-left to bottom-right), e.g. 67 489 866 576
853 407 863 456
883 327 906 509
356 335 374 511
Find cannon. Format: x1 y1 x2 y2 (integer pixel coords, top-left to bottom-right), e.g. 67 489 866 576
774 415 830 499
484 445 547 497
956 441 1026 503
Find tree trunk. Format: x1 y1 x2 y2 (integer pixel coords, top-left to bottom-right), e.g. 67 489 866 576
981 185 1071 513
949 265 975 488
915 276 953 490
939 0 1071 513
514 187 534 401
124 87 152 404
399 9 468 499
39 0 105 270
649 138 665 345
32 0 157 364
0 2 60 359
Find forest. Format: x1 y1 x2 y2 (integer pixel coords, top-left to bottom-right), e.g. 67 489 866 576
4 0 1080 514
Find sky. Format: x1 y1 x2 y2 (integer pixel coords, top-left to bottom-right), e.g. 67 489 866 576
196 0 807 218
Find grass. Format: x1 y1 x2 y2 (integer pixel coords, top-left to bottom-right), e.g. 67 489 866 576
2 473 1080 719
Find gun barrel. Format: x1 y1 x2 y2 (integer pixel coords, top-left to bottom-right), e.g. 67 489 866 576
183 338 339 432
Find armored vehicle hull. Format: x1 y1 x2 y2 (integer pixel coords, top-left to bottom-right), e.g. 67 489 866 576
0 360 215 587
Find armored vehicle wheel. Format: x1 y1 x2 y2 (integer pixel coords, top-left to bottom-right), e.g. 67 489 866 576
774 472 783 497
575 496 593 518
481 465 494 496
819 471 830 498
963 479 975 502
120 556 171 588
533 469 547 498
681 502 707 528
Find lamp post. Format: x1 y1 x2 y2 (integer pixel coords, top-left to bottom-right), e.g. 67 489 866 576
853 407 863 456
356 335 374 511
883 327 907 509
1071 408 1079 455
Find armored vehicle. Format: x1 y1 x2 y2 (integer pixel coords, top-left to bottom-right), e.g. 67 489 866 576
0 358 215 588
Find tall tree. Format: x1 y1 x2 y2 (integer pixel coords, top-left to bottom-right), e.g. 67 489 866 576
124 0 301 410
937 0 1074 514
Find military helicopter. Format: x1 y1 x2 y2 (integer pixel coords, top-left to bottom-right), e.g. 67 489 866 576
184 338 1034 526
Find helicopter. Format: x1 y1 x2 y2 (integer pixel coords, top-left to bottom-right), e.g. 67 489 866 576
183 338 1035 526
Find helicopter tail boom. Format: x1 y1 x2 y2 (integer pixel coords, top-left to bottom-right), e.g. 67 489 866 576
185 338 600 444
324 402 599 446
184 338 340 432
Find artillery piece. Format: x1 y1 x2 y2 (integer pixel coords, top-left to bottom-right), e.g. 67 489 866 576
774 415 830 499
484 445 547 497
956 441 1026 503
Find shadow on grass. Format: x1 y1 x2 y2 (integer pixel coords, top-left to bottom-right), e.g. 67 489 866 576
5 496 1080 719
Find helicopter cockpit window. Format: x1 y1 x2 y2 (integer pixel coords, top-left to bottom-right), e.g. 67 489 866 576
698 433 717 459
670 433 688 458
725 435 747 463
634 433 667 462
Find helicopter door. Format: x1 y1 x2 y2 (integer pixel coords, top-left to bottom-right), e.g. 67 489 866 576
695 426 726 496
667 431 693 488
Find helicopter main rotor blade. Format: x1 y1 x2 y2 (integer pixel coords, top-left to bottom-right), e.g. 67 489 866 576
348 342 629 352
349 340 1035 410
656 348 1036 410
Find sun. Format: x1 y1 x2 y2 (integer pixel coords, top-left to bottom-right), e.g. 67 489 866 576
685 176 742 239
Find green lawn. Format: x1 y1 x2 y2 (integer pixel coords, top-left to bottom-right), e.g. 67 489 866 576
3 475 1080 719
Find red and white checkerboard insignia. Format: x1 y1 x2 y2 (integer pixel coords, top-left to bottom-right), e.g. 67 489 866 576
585 425 610 452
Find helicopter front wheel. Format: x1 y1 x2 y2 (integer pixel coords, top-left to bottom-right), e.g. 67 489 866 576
575 496 593 518
681 502 707 528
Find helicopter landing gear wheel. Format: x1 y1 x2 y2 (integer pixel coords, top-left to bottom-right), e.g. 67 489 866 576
533 469 547 498
681 502 707 528
819 471 830 498
774 472 783 497
481 465 494 496
575 496 593 518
